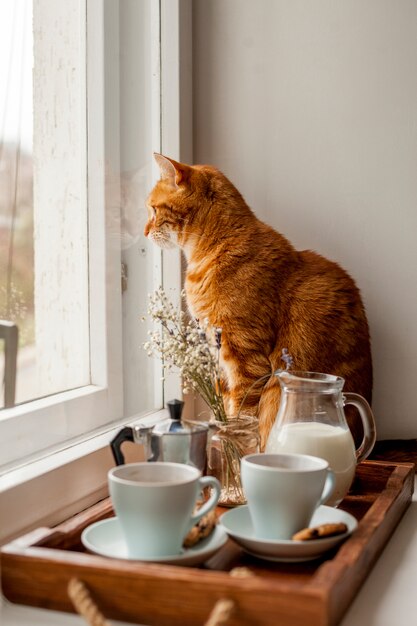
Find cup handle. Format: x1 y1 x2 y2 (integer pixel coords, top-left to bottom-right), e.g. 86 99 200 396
343 392 377 462
319 468 336 505
189 476 221 529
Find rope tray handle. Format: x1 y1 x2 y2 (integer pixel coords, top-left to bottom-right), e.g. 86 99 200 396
67 573 250 626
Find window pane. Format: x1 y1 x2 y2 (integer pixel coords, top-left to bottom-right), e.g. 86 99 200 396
0 0 90 408
0 0 34 406
118 0 163 418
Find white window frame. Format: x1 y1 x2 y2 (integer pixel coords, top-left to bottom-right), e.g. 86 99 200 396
0 0 125 470
0 0 192 546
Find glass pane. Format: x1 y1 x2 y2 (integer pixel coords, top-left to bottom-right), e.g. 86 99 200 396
116 0 163 418
0 0 34 407
0 0 90 409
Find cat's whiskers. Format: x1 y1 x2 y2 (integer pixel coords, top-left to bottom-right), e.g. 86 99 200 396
149 230 176 250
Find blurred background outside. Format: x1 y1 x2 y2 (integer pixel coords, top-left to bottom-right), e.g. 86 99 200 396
0 0 35 407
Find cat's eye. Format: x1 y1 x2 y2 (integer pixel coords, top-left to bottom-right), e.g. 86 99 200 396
151 206 157 220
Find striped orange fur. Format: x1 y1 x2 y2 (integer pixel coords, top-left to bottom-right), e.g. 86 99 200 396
145 154 373 449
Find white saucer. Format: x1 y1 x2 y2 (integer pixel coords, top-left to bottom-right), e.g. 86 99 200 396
219 505 357 562
81 517 227 566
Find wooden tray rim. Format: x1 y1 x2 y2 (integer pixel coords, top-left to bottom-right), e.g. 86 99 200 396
2 460 414 589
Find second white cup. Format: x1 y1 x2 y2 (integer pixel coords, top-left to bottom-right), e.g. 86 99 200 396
241 453 335 540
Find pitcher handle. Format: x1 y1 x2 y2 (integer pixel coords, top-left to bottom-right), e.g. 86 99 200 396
343 392 377 462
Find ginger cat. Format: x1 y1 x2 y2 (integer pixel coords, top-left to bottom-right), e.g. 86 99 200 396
145 154 373 448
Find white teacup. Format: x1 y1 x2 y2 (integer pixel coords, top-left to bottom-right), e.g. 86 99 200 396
241 453 335 541
108 462 221 559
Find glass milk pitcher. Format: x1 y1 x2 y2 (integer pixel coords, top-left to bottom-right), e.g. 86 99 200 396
265 371 377 505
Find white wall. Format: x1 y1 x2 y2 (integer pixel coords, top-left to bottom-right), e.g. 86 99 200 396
193 0 417 439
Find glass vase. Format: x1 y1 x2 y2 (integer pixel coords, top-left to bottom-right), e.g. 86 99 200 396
206 415 260 507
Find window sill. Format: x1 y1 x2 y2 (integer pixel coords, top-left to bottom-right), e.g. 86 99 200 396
0 409 168 546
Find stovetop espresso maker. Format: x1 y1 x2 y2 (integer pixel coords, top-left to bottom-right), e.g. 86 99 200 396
110 399 209 472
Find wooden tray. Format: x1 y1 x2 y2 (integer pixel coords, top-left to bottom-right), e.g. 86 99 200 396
1 460 414 626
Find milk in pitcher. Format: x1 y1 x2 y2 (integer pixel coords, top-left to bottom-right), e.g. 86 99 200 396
265 422 356 505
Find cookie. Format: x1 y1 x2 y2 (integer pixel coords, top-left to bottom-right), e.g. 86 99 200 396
292 522 348 541
183 509 217 548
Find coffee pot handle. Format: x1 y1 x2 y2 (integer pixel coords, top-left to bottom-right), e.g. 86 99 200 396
343 393 377 462
110 426 134 466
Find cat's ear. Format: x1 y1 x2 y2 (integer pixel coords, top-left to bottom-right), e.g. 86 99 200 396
154 153 191 188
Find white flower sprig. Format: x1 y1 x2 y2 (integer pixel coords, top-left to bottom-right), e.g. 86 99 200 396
143 287 227 422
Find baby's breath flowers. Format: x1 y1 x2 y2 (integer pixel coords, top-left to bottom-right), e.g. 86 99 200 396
143 287 227 422
143 287 260 505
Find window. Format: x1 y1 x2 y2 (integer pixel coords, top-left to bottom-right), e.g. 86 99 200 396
0 0 189 474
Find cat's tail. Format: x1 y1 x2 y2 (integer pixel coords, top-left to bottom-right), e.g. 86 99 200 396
257 373 281 450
